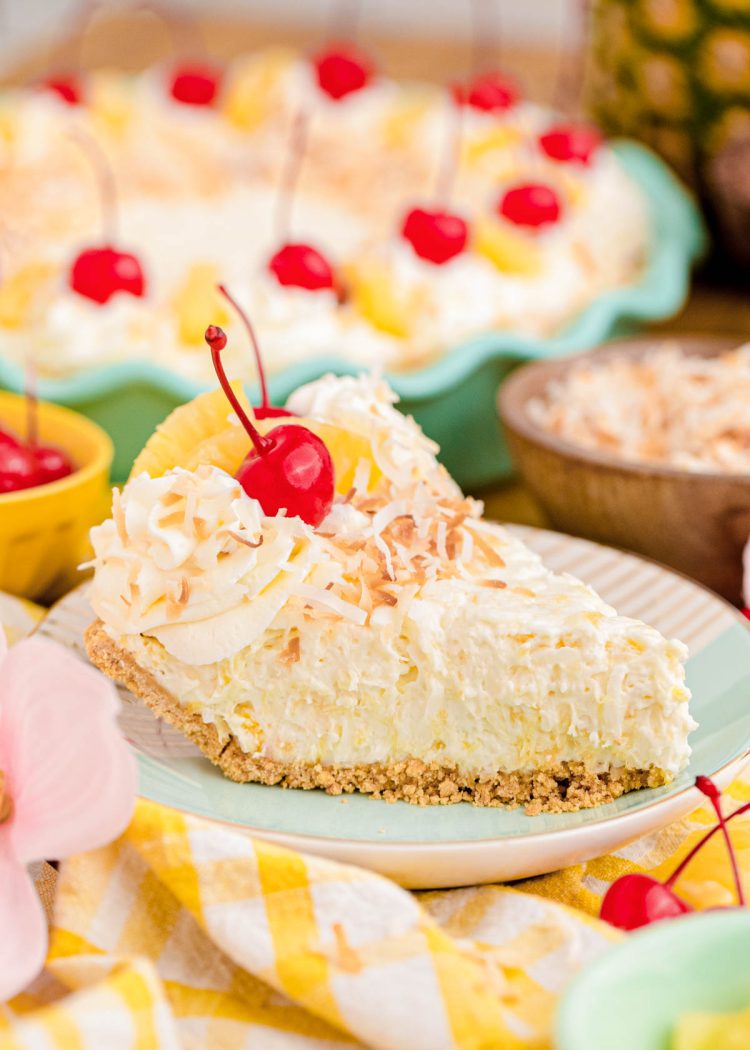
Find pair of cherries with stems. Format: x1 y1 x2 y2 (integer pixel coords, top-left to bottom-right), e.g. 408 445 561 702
600 775 747 931
42 1 222 109
0 372 73 494
205 285 335 529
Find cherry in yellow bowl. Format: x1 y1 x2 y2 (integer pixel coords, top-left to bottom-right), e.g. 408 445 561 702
0 392 112 602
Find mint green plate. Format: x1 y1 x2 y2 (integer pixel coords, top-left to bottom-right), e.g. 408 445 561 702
41 526 750 888
0 143 705 485
556 910 750 1050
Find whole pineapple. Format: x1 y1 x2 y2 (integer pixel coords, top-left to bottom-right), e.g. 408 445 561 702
587 0 750 188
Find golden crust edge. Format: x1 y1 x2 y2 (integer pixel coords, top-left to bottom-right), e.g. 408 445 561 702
84 619 671 813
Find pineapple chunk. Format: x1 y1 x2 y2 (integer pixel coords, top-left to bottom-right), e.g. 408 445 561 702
172 263 230 346
88 74 135 138
381 88 435 149
222 49 296 132
129 384 381 495
347 261 413 338
672 1004 750 1050
0 262 57 329
463 125 521 166
474 216 543 276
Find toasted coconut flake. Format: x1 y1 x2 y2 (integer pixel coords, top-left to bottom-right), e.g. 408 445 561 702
470 529 507 568
229 530 264 549
373 534 395 581
193 516 212 541
158 510 186 529
371 499 409 537
280 635 301 665
480 579 507 589
374 589 398 607
352 458 371 494
293 582 368 625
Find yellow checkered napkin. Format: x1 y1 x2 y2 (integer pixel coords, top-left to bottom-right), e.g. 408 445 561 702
1 775 749 1050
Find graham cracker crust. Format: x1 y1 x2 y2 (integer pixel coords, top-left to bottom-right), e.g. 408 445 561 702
85 619 670 813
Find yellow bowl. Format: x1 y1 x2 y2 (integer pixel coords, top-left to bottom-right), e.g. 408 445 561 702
0 393 113 602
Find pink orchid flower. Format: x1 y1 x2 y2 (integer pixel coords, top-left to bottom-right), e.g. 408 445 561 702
0 631 137 1001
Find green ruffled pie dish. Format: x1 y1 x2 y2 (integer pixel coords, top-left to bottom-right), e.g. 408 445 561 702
0 142 705 486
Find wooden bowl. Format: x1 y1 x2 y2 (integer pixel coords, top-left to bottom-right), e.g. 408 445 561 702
498 335 750 603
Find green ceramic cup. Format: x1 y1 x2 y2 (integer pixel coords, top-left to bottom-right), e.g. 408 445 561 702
556 910 750 1050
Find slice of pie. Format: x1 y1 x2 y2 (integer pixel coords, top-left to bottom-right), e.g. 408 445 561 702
85 374 695 812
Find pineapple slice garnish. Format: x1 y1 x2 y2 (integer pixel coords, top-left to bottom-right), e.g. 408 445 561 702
0 262 57 329
129 384 381 495
474 216 543 276
222 49 296 132
130 385 251 480
172 264 230 346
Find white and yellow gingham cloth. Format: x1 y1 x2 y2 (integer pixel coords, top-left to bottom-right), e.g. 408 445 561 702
2 601 749 1049
0 786 748 1050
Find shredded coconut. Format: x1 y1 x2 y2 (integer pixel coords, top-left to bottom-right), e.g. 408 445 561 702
529 343 750 473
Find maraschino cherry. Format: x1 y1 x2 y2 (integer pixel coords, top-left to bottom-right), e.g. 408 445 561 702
267 111 336 293
68 133 146 305
216 284 292 420
204 320 334 527
539 123 602 165
401 209 468 265
401 91 468 265
41 74 83 106
600 776 748 932
498 183 562 228
169 62 221 107
269 245 335 292
313 44 373 101
453 71 518 113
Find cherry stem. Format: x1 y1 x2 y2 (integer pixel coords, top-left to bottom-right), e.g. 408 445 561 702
470 0 499 77
25 357 38 448
274 108 310 246
324 0 363 43
665 797 750 897
697 777 746 906
206 329 268 457
435 87 463 206
553 0 589 113
47 0 98 81
68 129 118 243
218 283 270 410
